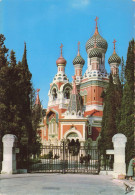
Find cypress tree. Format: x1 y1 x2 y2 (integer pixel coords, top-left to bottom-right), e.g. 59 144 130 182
118 39 134 165
16 43 33 168
120 56 125 87
7 50 21 136
99 74 122 155
0 35 9 168
0 36 42 169
31 90 42 156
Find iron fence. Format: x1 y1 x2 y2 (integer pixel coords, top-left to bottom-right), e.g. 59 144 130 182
28 143 100 174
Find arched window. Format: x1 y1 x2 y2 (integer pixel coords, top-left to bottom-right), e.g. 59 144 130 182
52 88 57 100
64 87 70 99
48 118 58 135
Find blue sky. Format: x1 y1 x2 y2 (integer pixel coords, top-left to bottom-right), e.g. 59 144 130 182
0 0 134 107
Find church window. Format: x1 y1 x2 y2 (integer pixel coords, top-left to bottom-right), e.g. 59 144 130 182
94 89 95 93
64 87 70 99
52 88 57 100
88 125 92 135
83 95 87 105
94 97 95 100
48 118 57 135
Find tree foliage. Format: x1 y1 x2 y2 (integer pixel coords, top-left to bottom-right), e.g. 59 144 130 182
118 39 134 165
120 56 125 86
98 74 122 156
0 35 42 169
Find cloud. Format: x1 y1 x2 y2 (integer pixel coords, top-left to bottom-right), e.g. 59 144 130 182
71 0 90 9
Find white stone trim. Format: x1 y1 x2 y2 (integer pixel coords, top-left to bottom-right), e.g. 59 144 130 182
63 128 83 140
61 122 86 140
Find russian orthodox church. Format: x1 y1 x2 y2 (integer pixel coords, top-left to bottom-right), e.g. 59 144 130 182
37 17 121 148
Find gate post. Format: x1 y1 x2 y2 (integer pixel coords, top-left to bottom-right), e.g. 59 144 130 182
1 134 18 174
112 133 127 179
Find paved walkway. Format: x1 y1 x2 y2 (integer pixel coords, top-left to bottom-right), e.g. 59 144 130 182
0 174 134 195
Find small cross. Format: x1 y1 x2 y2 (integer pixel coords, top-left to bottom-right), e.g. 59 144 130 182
60 43 63 56
95 16 99 28
113 39 117 50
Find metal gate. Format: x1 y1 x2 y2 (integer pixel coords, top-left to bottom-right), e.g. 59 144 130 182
28 142 100 174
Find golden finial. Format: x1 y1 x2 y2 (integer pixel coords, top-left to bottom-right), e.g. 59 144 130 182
94 16 99 35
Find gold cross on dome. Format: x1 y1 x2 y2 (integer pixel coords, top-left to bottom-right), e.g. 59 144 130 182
113 39 117 53
113 39 116 48
60 43 63 56
95 16 99 28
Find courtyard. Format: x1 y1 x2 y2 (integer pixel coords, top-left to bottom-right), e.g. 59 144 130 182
0 173 132 195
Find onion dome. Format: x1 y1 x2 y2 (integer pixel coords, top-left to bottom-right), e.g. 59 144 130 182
73 42 85 65
108 53 121 64
86 17 108 53
89 48 102 58
73 56 85 65
56 43 67 66
108 39 121 64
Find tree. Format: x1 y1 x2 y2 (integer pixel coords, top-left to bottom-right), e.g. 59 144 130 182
15 43 33 168
0 36 42 170
99 74 122 156
118 39 134 165
16 43 42 168
31 91 42 156
120 56 125 87
0 35 9 167
7 50 21 136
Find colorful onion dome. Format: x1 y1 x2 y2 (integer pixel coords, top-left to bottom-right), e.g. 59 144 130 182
86 17 108 53
73 42 85 65
86 34 108 53
89 47 102 58
73 56 85 65
108 53 121 64
108 39 121 64
56 43 67 66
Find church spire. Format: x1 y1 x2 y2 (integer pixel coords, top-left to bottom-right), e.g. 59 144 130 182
56 43 67 66
72 75 77 94
77 41 80 56
68 76 81 113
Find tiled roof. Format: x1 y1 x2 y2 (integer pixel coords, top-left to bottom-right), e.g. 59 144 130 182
68 94 81 113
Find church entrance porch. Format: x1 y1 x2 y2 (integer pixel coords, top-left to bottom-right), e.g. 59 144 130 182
28 142 100 174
